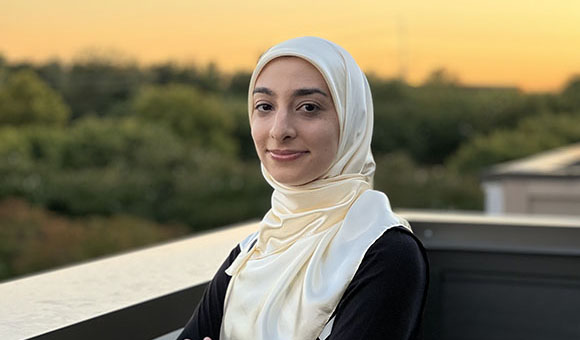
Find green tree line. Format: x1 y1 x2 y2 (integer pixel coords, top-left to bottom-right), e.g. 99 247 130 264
1 53 579 280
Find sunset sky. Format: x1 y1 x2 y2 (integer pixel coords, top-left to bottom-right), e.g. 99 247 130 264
1 0 579 92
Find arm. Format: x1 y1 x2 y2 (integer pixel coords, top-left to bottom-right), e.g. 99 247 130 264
175 245 241 340
327 227 429 340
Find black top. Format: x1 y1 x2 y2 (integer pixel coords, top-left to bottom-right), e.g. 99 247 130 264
177 227 429 340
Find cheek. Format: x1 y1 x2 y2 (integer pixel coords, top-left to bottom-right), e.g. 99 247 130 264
312 125 339 165
250 121 267 151
319 123 340 154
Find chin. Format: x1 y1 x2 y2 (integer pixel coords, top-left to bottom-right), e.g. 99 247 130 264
272 174 317 186
274 178 303 186
270 173 304 186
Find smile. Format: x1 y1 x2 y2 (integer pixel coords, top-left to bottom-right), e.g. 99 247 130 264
267 149 308 161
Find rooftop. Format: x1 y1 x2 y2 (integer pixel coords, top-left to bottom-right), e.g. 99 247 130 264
2 212 580 340
483 142 580 180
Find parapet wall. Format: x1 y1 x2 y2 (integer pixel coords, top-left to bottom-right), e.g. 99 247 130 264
1 213 579 340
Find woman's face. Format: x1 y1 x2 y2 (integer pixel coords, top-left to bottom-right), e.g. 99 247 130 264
251 57 340 186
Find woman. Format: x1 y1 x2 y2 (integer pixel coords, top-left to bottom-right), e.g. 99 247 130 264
177 36 428 340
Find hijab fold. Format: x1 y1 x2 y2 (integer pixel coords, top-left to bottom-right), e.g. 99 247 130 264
221 37 409 340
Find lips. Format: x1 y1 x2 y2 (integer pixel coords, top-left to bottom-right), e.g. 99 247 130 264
267 149 308 161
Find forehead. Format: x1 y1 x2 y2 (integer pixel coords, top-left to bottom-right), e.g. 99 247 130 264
254 56 329 89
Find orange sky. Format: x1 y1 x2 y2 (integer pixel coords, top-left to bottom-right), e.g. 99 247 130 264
1 0 579 92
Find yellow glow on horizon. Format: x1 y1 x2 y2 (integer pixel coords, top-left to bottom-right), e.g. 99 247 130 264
1 0 579 92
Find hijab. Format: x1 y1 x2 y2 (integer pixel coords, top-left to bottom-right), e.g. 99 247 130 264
221 36 409 340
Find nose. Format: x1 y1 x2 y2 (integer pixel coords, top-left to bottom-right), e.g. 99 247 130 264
269 109 296 141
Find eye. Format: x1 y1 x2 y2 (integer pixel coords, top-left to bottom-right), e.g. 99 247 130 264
299 103 320 113
255 103 273 112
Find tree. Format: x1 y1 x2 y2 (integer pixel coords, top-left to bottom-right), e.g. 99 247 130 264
372 77 527 165
0 117 270 229
374 152 483 210
65 52 142 118
423 68 461 87
226 70 252 96
34 60 67 96
447 112 580 173
0 70 70 126
561 75 580 111
132 84 238 155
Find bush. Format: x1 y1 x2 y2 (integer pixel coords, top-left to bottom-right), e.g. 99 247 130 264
448 112 580 173
0 198 187 281
374 152 483 210
0 118 271 230
371 79 536 165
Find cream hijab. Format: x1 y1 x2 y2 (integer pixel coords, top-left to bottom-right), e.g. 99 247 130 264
221 37 409 340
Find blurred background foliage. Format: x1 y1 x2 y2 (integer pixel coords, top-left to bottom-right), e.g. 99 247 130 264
1 54 579 281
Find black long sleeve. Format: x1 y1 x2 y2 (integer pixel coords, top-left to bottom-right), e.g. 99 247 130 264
327 227 429 340
177 227 428 340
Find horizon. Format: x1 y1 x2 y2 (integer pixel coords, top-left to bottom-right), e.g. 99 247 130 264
0 50 539 93
2 0 579 93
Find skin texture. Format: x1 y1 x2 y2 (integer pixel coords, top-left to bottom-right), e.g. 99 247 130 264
250 56 340 186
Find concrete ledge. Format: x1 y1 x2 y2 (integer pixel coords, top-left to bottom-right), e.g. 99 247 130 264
0 222 259 340
1 211 580 339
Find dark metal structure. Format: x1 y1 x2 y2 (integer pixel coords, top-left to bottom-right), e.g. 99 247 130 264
409 214 580 340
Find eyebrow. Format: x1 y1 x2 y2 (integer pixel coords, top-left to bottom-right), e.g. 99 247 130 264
252 87 329 98
253 87 274 96
293 88 328 97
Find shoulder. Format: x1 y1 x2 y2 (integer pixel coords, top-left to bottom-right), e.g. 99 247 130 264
238 230 259 252
369 226 426 260
351 226 429 292
362 226 428 275
328 227 429 339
